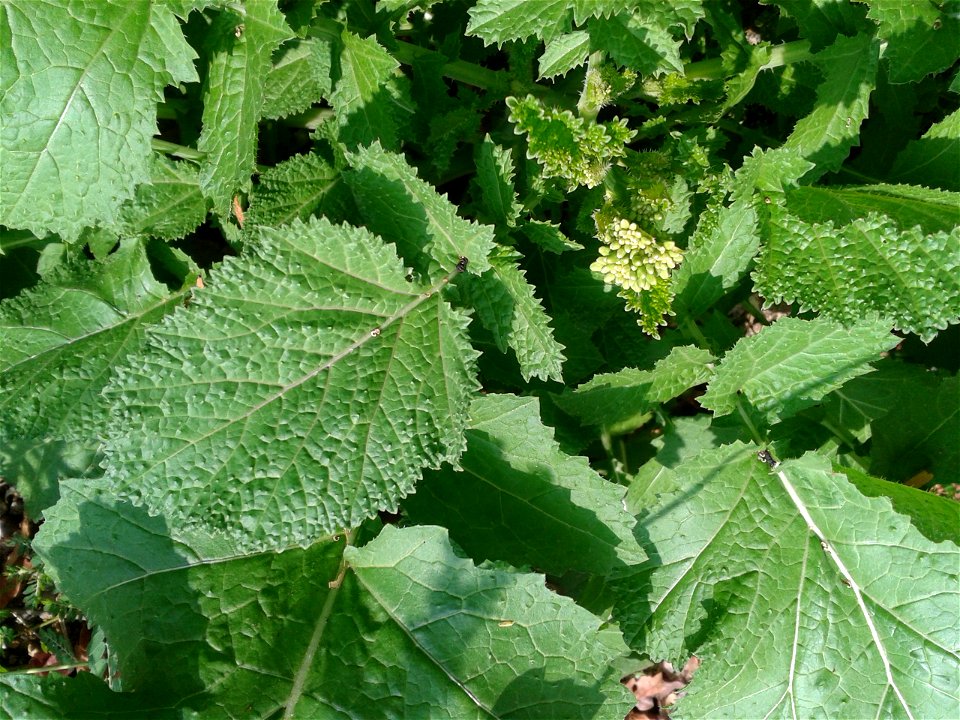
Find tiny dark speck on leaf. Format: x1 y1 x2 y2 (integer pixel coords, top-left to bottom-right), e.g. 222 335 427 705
456 256 469 272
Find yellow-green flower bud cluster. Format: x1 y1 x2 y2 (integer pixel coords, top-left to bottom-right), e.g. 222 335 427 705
591 218 683 294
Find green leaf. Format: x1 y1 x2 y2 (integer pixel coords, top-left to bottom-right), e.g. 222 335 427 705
344 142 495 280
471 136 522 228
260 37 333 120
35 485 632 717
457 247 565 382
331 30 407 150
699 316 898 425
0 673 173 719
786 183 960 234
0 239 189 516
755 209 960 342
768 0 868 50
865 0 960 83
819 358 920 443
101 217 478 551
590 13 684 77
615 444 960 718
671 198 760 317
519 219 584 253
346 525 634 717
117 155 207 240
246 151 353 228
538 30 590 78
467 0 634 45
0 0 198 240
869 373 959 484
198 1 292 218
406 394 646 578
780 32 879 180
890 108 960 192
559 345 716 430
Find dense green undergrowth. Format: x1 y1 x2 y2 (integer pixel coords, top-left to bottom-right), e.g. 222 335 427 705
1 0 958 717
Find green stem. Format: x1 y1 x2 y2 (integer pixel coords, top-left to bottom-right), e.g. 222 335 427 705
151 138 204 163
390 39 511 94
683 39 813 81
577 51 605 121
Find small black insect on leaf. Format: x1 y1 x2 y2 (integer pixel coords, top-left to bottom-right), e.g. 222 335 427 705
757 449 779 468
456 256 469 272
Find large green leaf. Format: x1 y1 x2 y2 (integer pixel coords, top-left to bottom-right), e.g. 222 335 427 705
699 316 898 425
785 183 960 235
467 0 633 44
0 0 198 240
0 239 190 515
616 443 960 719
35 484 633 717
101 217 478 551
755 208 960 342
405 394 646 576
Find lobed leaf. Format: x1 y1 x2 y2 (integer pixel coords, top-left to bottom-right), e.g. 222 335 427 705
101 217 479 551
615 444 960 718
0 0 198 240
467 0 634 45
699 316 898 425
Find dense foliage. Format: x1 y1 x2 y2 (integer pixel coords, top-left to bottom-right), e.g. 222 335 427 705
1 0 958 717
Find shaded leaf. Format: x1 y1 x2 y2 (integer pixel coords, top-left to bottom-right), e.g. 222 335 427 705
0 239 189 516
405 394 646 576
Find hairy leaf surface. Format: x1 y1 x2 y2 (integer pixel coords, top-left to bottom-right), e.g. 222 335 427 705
197 1 291 218
756 209 960 342
102 217 478 551
616 444 959 719
0 0 197 240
